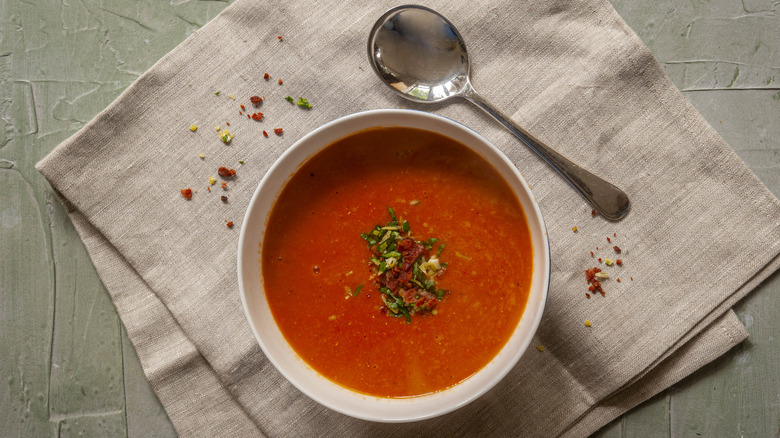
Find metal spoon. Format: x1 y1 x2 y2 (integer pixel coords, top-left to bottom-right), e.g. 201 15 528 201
367 5 630 220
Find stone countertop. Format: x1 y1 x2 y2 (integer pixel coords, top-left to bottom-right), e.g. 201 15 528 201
1 1 777 436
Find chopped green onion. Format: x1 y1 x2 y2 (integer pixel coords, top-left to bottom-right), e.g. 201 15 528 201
353 285 363 297
296 97 312 109
387 206 397 222
402 221 410 232
285 96 294 103
436 243 446 258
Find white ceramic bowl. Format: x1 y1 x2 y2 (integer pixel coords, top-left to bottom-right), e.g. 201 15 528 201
237 109 549 422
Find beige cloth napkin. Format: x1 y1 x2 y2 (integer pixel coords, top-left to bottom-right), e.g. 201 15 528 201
37 0 780 436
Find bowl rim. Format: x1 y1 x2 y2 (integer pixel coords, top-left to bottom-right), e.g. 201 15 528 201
237 108 550 422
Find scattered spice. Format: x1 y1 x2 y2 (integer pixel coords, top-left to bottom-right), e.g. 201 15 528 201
264 73 270 80
604 258 614 266
208 176 216 185
584 320 592 327
591 209 597 216
616 278 621 282
273 128 283 135
189 124 198 132
613 246 622 253
218 167 236 177
251 112 264 121
198 153 205 159
278 78 283 85
226 221 234 228
220 129 234 144
180 188 192 200
296 97 312 109
536 345 545 352
585 267 605 297
277 35 283 41
220 195 228 203
616 259 623 266
606 236 611 243
238 160 245 165
214 91 221 96
262 130 269 138
221 181 227 189
228 94 236 100
572 226 578 232
240 104 245 110
250 95 262 105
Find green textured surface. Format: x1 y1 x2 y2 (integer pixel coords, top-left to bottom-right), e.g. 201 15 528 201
1 0 777 436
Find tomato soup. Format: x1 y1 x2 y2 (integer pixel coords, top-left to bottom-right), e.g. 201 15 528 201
261 126 533 397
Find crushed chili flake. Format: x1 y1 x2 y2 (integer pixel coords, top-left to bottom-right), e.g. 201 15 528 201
591 209 597 216
220 195 228 203
585 267 606 297
613 246 622 253
590 251 594 256
616 278 621 282
218 167 236 177
273 128 283 135
616 259 623 265
180 188 192 200
221 181 227 189
226 221 234 228
262 130 269 138
278 78 283 85
240 104 245 110
264 72 270 80
251 112 264 120
598 258 602 262
277 35 283 41
250 95 262 105
606 236 611 243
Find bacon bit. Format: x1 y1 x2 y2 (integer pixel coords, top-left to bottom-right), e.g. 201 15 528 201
613 246 622 253
262 130 269 138
226 221 234 228
250 95 262 105
585 267 605 297
251 112 264 121
180 188 192 200
606 236 612 243
616 259 623 266
218 167 236 177
264 73 270 80
278 78 283 85
273 128 283 135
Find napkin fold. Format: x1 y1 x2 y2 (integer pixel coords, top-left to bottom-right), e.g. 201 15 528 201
37 0 780 436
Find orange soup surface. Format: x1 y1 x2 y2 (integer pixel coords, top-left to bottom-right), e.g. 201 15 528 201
262 126 533 397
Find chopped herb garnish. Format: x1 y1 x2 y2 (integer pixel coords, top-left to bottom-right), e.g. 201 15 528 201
363 207 448 323
285 96 294 103
214 91 221 95
353 284 363 297
296 97 312 109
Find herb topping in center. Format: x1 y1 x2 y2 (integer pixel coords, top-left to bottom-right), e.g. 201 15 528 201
361 207 448 323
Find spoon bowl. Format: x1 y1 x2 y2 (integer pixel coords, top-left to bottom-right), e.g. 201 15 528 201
368 5 631 220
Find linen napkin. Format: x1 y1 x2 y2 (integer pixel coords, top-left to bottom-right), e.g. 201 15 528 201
37 0 780 436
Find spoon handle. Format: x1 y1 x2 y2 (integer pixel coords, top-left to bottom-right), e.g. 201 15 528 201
462 86 630 221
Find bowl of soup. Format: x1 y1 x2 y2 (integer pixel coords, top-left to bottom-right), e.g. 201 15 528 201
237 109 549 422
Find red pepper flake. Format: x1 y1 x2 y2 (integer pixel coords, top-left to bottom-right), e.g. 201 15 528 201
221 181 227 189
218 167 236 177
598 258 602 262
180 188 192 200
240 104 245 110
264 73 270 80
273 128 283 135
586 293 591 299
220 195 228 203
616 278 621 282
616 259 623 266
630 276 634 281
613 233 617 237
251 112 264 121
591 209 597 216
226 221 234 228
226 122 230 126
606 236 611 243
596 246 599 250
590 251 594 256
613 246 622 253
262 130 269 138
585 267 605 297
277 36 283 41
250 95 262 105
278 78 283 85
